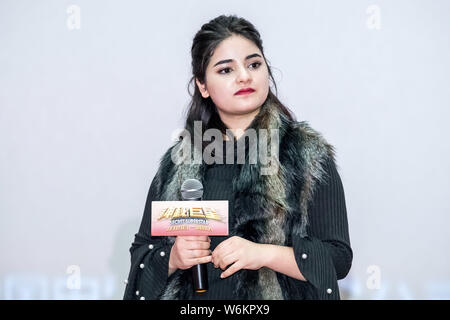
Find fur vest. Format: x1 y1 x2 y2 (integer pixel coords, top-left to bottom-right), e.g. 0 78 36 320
151 97 336 299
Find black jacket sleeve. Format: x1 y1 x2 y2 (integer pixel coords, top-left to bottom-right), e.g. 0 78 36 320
123 176 173 300
290 157 353 299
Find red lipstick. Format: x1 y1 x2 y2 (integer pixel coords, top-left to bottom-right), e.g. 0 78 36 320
235 88 255 95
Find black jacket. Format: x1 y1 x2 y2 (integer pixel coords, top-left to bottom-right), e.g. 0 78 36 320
123 98 352 300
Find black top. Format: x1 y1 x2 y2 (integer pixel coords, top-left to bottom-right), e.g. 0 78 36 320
123 140 352 300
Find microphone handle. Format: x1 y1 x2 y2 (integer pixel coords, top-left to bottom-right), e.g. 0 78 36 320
191 263 208 293
186 197 208 293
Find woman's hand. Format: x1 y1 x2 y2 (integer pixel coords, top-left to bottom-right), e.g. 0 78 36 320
168 236 212 274
211 236 267 279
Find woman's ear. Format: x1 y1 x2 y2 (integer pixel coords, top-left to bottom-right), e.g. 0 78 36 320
195 78 210 98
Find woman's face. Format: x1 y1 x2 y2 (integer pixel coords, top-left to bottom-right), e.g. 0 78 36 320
196 34 269 120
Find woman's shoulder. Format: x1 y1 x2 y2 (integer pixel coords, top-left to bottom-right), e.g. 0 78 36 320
284 120 336 165
158 136 191 167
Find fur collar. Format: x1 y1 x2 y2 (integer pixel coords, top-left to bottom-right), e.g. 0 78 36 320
153 97 335 299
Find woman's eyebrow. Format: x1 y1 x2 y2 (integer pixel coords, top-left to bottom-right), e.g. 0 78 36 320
213 53 262 67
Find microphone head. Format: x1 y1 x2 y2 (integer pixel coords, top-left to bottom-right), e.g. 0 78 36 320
180 179 203 200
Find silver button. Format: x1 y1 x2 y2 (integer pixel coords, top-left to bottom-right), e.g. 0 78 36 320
302 253 308 259
139 263 145 269
140 296 145 300
327 288 332 294
148 244 154 250
124 279 128 284
136 290 140 296
160 251 165 257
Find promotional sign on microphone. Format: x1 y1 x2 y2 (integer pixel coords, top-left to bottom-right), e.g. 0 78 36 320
151 200 229 236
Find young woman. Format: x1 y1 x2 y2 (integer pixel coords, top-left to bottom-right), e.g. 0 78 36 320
123 14 352 300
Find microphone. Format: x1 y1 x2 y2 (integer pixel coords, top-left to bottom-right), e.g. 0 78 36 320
180 179 208 293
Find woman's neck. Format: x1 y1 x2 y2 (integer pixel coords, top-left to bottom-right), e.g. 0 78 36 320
219 107 261 141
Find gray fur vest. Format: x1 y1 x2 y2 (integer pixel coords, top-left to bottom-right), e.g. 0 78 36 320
152 98 336 299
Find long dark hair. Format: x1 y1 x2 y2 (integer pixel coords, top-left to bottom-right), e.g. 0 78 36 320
184 14 295 147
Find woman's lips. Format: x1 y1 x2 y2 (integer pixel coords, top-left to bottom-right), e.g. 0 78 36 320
235 89 255 95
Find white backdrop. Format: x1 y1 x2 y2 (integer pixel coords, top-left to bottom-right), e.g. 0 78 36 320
1 0 449 299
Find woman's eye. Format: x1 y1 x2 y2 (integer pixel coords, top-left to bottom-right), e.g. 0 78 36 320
218 62 262 74
218 67 232 74
250 62 262 69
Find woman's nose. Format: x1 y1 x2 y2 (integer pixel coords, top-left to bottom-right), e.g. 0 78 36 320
236 66 251 82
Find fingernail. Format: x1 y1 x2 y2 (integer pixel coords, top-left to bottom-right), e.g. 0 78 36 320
220 273 224 278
